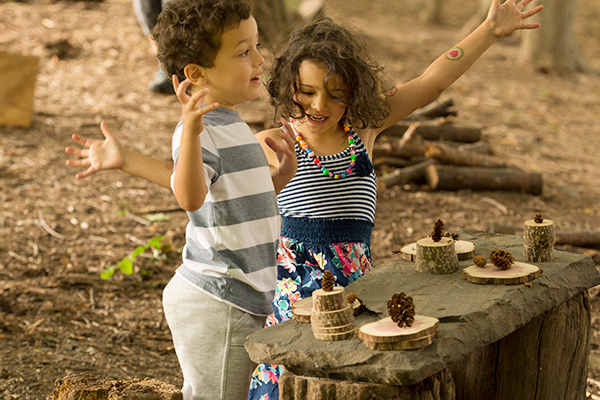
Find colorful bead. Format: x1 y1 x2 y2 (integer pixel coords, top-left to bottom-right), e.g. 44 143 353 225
291 117 358 180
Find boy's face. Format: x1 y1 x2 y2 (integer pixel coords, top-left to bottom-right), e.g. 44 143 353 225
202 16 264 109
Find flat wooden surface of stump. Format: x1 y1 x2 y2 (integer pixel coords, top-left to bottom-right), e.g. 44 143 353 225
292 297 313 322
463 261 541 285
401 240 475 261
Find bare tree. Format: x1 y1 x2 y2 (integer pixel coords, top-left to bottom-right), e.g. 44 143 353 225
518 0 592 74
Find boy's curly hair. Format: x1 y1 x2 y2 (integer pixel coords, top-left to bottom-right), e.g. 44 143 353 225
152 0 251 84
267 18 393 130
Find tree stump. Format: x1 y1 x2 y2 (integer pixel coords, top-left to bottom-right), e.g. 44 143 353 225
415 237 459 274
524 219 555 262
357 315 439 350
53 373 182 400
310 287 355 340
292 297 313 322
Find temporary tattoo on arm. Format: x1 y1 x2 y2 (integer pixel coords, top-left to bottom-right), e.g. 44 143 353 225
445 47 464 61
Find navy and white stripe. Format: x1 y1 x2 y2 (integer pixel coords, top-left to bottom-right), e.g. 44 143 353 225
171 107 280 316
278 132 377 222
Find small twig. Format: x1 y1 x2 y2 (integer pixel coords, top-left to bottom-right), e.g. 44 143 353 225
38 209 66 240
480 197 508 215
125 212 151 226
89 287 96 309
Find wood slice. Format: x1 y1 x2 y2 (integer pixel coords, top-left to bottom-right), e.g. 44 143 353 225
293 297 362 322
310 306 354 328
523 219 555 262
0 52 39 128
415 237 459 274
357 316 439 343
312 328 356 341
312 287 346 312
291 297 313 323
463 261 541 285
401 240 475 261
311 321 356 335
357 316 439 350
362 332 436 351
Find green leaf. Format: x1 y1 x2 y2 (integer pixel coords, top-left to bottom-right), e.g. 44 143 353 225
100 265 117 280
131 245 148 259
119 258 134 275
148 236 164 250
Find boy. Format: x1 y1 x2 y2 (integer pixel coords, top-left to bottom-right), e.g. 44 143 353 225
149 0 295 398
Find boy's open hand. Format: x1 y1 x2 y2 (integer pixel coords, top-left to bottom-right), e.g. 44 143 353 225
173 75 219 136
65 121 125 179
265 118 298 187
487 0 544 38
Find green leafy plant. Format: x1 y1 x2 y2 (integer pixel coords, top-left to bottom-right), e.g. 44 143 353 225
100 235 164 280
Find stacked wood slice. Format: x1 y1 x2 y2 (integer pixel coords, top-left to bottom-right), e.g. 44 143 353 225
292 295 362 322
523 215 555 262
415 236 459 274
310 287 356 341
357 315 439 350
400 240 475 262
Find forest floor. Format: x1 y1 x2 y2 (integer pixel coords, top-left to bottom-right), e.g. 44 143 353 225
1 0 600 398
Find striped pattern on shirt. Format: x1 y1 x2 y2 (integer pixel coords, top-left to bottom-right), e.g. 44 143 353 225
171 107 280 316
278 132 377 223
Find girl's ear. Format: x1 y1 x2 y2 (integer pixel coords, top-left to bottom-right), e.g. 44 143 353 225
183 64 207 85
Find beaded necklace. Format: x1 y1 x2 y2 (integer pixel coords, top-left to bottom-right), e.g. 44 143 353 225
291 118 357 179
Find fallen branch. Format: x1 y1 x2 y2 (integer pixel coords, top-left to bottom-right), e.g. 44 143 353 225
425 142 510 168
425 165 543 194
381 120 482 143
381 159 436 188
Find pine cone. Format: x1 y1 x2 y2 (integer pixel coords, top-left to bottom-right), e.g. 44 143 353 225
490 248 515 270
473 255 487 268
321 270 335 292
534 213 544 223
346 293 357 304
430 219 444 242
387 292 416 328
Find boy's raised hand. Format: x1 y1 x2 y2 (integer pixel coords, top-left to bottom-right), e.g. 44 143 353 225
65 121 125 179
172 75 219 135
487 0 544 38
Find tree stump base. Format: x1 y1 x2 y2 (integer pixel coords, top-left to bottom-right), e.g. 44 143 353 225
463 261 541 285
53 373 182 400
415 237 459 274
401 240 475 261
310 287 356 340
357 315 439 350
524 219 555 262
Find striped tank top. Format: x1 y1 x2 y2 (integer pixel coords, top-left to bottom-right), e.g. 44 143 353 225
277 130 377 245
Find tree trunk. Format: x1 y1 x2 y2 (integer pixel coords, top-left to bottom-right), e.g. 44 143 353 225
519 0 591 74
251 0 290 48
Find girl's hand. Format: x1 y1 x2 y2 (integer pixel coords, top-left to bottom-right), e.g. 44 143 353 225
487 0 544 38
172 75 219 136
65 121 125 179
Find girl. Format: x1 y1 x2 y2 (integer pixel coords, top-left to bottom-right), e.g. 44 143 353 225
65 1 543 398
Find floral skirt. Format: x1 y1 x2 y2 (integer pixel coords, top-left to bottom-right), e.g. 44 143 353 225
248 236 373 400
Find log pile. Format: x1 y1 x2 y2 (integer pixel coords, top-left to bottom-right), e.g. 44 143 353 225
376 98 543 194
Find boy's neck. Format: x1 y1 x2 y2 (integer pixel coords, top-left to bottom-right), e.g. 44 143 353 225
190 85 236 110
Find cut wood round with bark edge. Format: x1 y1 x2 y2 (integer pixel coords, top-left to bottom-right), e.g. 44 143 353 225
312 287 346 312
357 315 439 350
293 296 362 322
524 219 555 262
401 240 475 261
291 297 313 322
463 261 541 285
415 237 459 274
310 306 354 327
312 328 357 341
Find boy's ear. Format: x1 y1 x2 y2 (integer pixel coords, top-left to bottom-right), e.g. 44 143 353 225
183 64 207 85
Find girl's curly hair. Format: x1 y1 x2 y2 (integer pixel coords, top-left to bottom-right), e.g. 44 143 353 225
152 0 251 84
267 18 393 130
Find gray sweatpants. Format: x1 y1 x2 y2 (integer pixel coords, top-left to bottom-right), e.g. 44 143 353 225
131 0 171 36
162 273 266 400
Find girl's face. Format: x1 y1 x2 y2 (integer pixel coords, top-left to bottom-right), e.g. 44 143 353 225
293 60 348 136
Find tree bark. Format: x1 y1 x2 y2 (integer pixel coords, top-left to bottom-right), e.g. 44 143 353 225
519 0 591 74
426 165 543 194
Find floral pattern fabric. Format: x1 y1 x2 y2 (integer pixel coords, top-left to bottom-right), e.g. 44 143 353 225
248 236 373 400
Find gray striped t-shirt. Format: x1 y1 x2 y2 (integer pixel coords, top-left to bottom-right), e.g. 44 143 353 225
171 107 280 316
